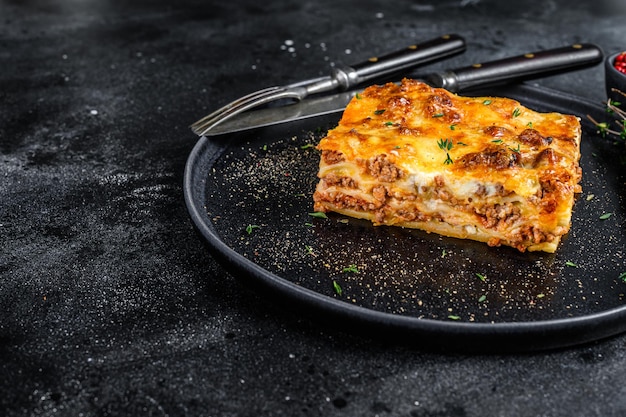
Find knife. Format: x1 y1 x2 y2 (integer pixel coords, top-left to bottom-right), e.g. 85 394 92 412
204 43 603 136
191 34 467 136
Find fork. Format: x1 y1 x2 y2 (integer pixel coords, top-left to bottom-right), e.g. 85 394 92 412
190 34 466 136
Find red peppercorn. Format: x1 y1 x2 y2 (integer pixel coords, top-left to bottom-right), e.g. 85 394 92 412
615 52 626 74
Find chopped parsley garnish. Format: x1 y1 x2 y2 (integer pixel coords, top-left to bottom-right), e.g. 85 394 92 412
308 212 328 219
333 280 343 296
565 261 578 268
447 315 460 321
305 245 314 255
355 93 362 100
483 99 492 105
599 212 613 220
374 109 386 115
437 138 454 151
478 295 487 303
512 108 521 117
300 143 315 149
491 139 503 144
245 224 260 234
619 272 626 283
437 138 454 165
433 112 444 118
509 143 521 153
342 264 359 274
476 273 486 282
385 121 394 126
450 124 457 130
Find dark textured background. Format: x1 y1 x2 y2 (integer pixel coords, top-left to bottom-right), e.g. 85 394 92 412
2 0 626 416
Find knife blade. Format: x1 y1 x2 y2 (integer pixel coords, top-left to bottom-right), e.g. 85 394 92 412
204 43 603 136
191 34 467 136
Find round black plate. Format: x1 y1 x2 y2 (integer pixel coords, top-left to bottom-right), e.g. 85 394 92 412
184 84 626 352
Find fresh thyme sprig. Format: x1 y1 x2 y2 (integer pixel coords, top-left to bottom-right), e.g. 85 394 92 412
587 89 626 140
437 138 454 165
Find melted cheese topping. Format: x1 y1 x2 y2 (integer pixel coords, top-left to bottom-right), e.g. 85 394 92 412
313 79 582 253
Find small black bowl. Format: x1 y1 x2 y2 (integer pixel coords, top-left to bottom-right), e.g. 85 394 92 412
605 51 626 104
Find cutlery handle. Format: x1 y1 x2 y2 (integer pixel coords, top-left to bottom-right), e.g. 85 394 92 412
332 34 466 89
427 43 604 92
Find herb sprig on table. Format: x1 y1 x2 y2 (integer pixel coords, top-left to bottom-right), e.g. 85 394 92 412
588 89 626 140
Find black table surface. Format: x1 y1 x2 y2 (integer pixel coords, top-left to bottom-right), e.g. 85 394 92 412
3 1 626 416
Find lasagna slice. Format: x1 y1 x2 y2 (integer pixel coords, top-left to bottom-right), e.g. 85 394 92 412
313 79 582 253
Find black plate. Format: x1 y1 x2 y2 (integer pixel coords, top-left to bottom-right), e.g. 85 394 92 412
184 84 626 352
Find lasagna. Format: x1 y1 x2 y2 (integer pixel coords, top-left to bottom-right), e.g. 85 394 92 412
313 79 582 252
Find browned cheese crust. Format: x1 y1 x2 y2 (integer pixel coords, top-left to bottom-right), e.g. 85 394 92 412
313 79 583 253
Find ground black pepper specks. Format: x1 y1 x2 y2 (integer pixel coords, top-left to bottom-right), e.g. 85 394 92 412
196 108 626 325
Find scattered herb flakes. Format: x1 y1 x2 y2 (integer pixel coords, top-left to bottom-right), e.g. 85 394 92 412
447 315 461 321
308 212 328 219
245 224 260 234
304 222 314 227
437 138 454 151
565 261 579 268
294 193 306 197
509 143 521 153
478 295 487 303
491 139 503 144
433 112 444 118
450 124 457 130
526 122 533 128
385 121 394 126
333 280 343 296
300 143 315 150
619 272 626 283
441 249 447 258
437 138 454 165
586 194 595 201
374 109 386 115
337 218 349 224
456 141 468 146
512 108 521 118
536 293 546 299
342 264 359 274
476 273 486 282
355 93 362 100
262 144 268 151
482 99 492 105
599 212 613 220
305 245 314 255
